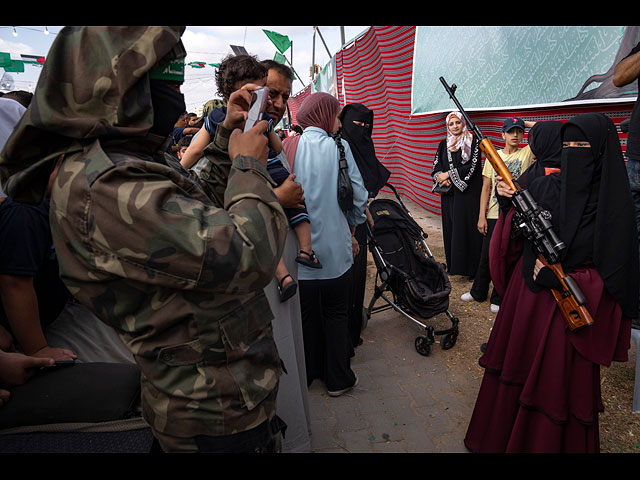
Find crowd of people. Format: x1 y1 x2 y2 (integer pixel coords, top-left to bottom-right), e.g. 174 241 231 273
0 26 389 453
0 25 638 454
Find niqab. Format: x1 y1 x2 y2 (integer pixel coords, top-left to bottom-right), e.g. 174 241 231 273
528 113 639 318
338 103 389 197
517 121 563 189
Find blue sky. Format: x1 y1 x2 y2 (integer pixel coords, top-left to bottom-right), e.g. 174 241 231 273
0 26 368 112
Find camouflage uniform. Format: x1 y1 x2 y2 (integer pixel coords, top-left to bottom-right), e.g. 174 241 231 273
0 26 289 452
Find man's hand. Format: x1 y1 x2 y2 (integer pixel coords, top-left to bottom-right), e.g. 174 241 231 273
229 120 270 166
0 350 54 389
274 174 305 209
222 83 266 131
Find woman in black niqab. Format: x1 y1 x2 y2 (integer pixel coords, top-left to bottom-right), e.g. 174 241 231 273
338 103 390 197
531 113 639 318
517 120 563 189
465 113 638 453
337 103 390 349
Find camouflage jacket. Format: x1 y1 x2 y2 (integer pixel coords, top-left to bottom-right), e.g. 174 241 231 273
0 26 289 441
49 123 288 439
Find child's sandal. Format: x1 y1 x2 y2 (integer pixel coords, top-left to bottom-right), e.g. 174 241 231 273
295 250 323 269
278 274 297 302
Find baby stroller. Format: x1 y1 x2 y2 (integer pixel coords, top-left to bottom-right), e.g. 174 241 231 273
364 183 459 356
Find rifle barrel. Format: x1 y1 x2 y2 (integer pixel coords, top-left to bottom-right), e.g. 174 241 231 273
439 77 484 140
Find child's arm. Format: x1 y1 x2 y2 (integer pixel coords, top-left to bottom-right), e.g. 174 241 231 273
477 176 492 235
180 126 211 169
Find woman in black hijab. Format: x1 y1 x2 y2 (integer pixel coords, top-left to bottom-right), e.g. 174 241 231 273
465 113 639 453
491 121 564 291
518 120 563 188
338 103 390 349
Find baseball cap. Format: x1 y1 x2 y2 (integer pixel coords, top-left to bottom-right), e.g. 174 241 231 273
502 117 525 132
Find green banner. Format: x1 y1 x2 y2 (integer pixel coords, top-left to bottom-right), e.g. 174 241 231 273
412 26 640 114
273 52 287 65
0 52 11 68
263 29 291 54
3 60 24 73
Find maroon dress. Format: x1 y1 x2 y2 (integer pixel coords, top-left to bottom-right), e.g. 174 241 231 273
464 207 632 453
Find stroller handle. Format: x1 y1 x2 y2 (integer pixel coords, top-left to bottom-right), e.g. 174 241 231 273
381 182 412 220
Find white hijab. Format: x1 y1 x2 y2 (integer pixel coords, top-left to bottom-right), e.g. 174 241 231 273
446 111 473 163
0 97 26 198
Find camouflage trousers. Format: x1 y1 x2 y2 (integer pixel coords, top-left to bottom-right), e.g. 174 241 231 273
151 415 287 453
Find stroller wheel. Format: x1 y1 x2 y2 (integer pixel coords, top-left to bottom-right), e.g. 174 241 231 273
415 336 432 356
440 331 458 350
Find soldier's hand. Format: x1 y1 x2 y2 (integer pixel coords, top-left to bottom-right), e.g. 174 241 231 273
274 174 305 209
229 120 269 165
222 83 265 131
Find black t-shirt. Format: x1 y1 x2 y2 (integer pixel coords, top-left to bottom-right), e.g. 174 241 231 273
624 42 640 161
0 198 70 332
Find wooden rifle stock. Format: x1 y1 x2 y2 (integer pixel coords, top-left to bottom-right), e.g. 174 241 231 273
538 258 595 331
439 76 593 331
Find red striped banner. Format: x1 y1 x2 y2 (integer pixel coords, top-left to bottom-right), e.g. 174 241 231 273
288 26 635 216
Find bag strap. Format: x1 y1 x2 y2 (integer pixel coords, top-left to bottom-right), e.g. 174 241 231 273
332 132 349 171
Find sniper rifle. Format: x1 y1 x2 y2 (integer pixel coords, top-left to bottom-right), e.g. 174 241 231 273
439 76 593 331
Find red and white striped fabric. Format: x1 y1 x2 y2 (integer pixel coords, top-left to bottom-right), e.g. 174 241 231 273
288 26 635 215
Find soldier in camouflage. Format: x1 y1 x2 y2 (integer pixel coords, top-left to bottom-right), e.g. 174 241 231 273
0 26 289 452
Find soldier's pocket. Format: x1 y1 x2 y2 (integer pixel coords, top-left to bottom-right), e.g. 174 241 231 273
156 339 205 366
218 294 282 411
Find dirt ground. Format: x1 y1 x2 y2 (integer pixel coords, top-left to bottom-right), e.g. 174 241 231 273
370 192 640 453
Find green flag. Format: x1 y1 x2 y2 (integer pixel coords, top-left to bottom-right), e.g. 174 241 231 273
4 60 24 73
263 29 291 54
273 52 287 65
0 52 11 68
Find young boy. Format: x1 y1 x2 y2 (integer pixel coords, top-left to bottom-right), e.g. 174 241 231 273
182 54 321 302
461 117 535 315
175 135 192 162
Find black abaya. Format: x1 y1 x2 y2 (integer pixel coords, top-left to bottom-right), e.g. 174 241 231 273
339 103 390 348
433 137 483 276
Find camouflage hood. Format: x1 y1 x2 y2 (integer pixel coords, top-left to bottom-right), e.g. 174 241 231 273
0 26 186 205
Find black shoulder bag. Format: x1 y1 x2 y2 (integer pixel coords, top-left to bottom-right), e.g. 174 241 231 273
332 132 354 212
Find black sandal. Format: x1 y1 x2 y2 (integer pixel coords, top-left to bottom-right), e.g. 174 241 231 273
295 250 323 269
278 274 297 302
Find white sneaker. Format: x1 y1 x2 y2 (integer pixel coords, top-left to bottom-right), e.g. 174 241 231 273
490 304 500 313
461 292 474 302
328 374 358 397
